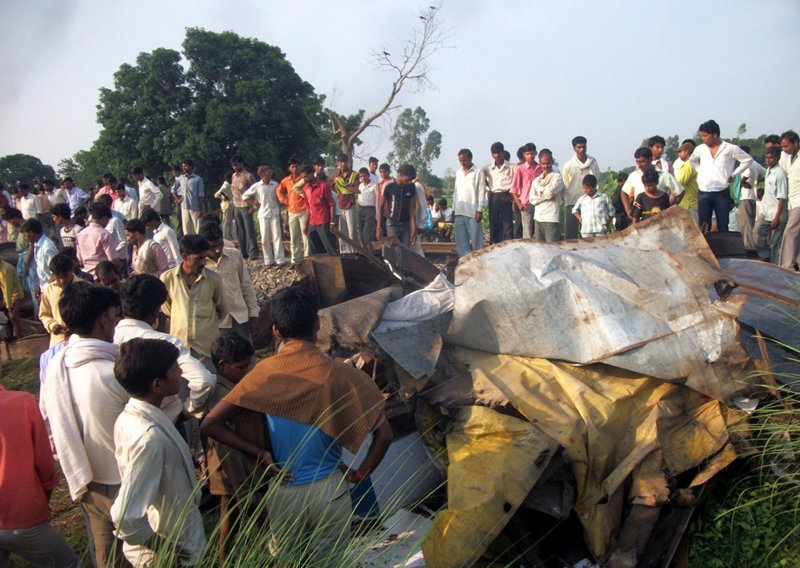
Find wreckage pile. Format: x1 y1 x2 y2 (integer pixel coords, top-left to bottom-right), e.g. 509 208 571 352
291 207 799 567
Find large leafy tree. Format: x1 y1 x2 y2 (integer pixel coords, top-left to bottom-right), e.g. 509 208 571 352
68 29 323 189
0 154 55 188
386 106 442 186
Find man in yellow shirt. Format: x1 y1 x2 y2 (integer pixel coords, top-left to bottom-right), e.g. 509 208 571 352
675 142 699 224
0 258 24 339
38 253 75 346
160 235 225 367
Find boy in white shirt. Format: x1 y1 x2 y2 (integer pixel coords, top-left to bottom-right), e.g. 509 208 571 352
242 166 286 266
573 174 613 238
357 167 378 246
754 147 788 263
111 338 206 566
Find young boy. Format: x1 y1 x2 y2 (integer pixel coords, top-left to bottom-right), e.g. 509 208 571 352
632 168 671 223
611 171 630 231
52 202 82 249
111 338 206 566
435 198 454 241
380 164 418 246
38 252 75 346
242 166 287 266
357 167 377 246
753 147 788 263
573 174 614 238
301 165 337 255
207 332 259 561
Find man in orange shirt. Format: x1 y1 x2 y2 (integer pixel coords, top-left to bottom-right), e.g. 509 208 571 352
0 386 78 566
276 159 309 265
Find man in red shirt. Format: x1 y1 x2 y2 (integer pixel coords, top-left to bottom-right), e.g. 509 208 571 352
301 166 337 255
0 386 77 566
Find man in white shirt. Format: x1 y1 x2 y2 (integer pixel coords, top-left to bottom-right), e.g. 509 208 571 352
142 208 180 269
648 135 672 174
562 136 601 239
754 147 788 263
779 130 800 270
242 166 287 266
529 149 564 242
40 282 128 567
454 149 487 258
689 119 753 232
368 157 380 185
96 195 128 266
482 142 516 244
16 183 42 220
113 185 138 221
200 222 260 341
115 274 216 417
131 167 162 215
621 147 685 218
736 145 767 252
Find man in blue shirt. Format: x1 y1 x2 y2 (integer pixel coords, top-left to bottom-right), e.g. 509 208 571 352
179 159 204 235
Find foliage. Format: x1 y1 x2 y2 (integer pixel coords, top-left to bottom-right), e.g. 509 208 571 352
64 29 324 190
317 5 449 162
387 106 442 183
0 153 56 188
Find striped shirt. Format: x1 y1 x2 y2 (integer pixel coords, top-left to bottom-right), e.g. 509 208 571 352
574 192 614 236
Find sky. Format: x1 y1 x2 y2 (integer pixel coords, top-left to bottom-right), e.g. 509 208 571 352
1 0 799 179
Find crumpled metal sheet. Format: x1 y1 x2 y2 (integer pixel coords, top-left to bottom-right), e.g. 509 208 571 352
317 286 403 351
422 406 558 568
371 313 452 380
447 207 750 401
447 348 735 562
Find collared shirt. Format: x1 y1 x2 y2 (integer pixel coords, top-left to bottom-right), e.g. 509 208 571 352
690 141 754 193
510 162 543 206
573 192 614 235
529 170 564 223
761 165 789 220
33 234 58 286
0 387 60 530
780 151 800 209
676 161 699 211
652 157 672 174
276 174 307 213
230 170 256 208
482 160 516 193
562 155 601 206
65 187 89 213
76 221 118 274
38 279 68 346
623 169 685 198
113 196 138 221
358 182 377 207
18 194 42 219
369 172 380 185
160 266 224 358
302 180 334 225
242 180 282 219
153 222 181 268
0 259 23 309
131 239 169 276
106 212 127 259
137 177 162 213
206 247 259 327
179 173 205 211
454 164 488 217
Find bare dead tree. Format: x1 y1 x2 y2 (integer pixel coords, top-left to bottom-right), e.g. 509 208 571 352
315 4 449 162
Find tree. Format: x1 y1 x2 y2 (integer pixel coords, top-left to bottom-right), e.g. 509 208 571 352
317 5 449 162
386 106 442 181
71 29 324 190
0 154 55 188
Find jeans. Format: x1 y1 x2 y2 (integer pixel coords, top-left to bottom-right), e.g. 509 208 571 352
488 192 513 243
454 214 483 258
234 206 259 258
386 222 411 246
308 223 337 255
698 190 732 232
0 521 78 568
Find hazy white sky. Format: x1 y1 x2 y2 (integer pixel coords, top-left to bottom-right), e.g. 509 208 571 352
1 0 799 177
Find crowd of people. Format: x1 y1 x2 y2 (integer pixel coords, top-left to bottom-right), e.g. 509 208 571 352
1 118 799 567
